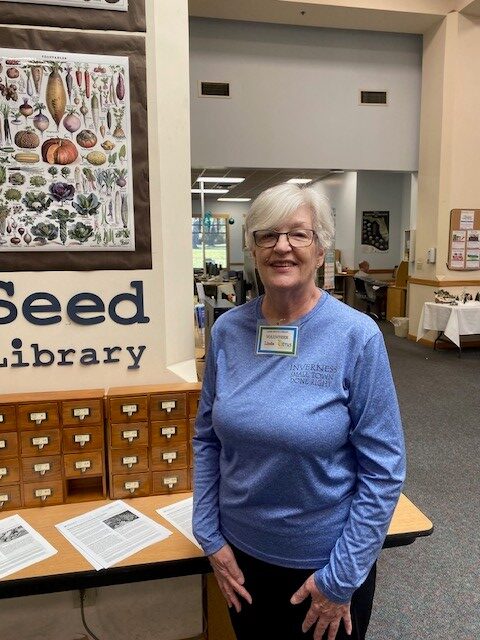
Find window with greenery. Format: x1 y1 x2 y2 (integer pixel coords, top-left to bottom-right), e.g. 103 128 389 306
192 214 229 269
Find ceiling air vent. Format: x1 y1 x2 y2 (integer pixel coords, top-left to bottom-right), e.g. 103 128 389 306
199 81 230 98
360 90 387 105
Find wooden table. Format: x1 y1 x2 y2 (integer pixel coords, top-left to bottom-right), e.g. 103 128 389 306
0 492 432 599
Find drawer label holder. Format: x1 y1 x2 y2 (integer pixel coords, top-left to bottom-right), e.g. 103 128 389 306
73 407 91 421
32 436 49 450
161 426 176 439
161 400 176 413
34 462 51 476
0 415 3 423
163 476 178 489
162 452 177 464
74 434 91 447
75 460 91 473
122 429 138 443
122 455 138 469
0 440 5 449
122 404 138 417
30 411 47 425
0 493 9 507
0 467 7 478
35 487 52 501
124 480 140 493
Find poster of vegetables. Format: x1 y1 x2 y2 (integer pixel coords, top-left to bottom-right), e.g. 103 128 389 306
0 0 128 10
0 48 134 252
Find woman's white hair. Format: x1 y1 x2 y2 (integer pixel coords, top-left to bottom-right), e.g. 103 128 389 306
244 183 334 251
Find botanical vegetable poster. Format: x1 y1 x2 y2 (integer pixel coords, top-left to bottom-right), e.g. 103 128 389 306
0 0 128 10
361 211 389 253
0 48 134 251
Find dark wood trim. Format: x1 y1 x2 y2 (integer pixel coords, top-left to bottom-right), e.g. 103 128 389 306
409 277 480 286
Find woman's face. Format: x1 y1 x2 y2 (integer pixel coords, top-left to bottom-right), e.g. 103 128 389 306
252 205 324 296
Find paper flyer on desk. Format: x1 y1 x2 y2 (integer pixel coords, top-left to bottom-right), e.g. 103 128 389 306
157 497 201 549
56 500 172 570
0 514 57 579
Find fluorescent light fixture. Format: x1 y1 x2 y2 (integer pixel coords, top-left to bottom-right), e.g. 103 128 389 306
217 197 252 202
196 176 245 184
287 178 312 184
329 169 345 174
191 188 229 194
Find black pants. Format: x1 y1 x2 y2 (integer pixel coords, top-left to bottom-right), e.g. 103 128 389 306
228 544 376 640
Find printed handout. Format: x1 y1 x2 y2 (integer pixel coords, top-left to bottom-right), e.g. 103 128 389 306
56 500 172 569
157 496 201 549
0 514 57 579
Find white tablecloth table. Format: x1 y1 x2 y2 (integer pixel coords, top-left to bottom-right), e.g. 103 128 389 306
417 301 480 348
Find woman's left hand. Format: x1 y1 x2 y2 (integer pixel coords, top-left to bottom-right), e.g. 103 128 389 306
290 574 352 640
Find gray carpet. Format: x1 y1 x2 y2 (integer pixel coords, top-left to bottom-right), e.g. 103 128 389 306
369 324 479 640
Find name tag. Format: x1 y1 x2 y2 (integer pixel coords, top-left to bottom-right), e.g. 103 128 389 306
256 325 298 356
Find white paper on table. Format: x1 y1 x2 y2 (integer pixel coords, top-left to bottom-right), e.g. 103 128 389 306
56 500 172 570
0 514 57 579
157 497 201 549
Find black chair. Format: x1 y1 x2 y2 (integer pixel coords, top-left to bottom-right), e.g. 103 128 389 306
354 277 379 320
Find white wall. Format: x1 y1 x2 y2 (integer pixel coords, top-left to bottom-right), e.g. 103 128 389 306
190 18 422 170
355 171 406 269
312 172 357 270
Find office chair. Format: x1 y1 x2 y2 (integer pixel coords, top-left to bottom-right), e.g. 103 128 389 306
353 278 379 320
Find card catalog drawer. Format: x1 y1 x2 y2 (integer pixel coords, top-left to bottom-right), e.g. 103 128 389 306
150 443 188 471
110 422 149 448
23 480 63 507
108 396 148 423
0 431 18 459
18 402 59 430
188 392 200 418
0 459 20 485
62 399 103 427
64 451 104 479
111 473 150 499
110 447 149 474
150 420 188 446
22 455 62 483
20 429 61 456
150 393 187 421
63 425 104 453
0 485 21 511
152 469 189 494
0 405 16 431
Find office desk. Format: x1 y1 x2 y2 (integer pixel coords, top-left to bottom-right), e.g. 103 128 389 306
387 286 407 320
417 301 480 351
0 493 431 599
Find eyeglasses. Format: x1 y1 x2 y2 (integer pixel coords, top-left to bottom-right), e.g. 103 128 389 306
253 228 316 248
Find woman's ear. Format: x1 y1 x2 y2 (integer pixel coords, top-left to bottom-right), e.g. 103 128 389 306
316 248 325 268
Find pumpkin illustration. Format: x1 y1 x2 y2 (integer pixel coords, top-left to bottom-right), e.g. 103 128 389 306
76 129 97 149
14 128 40 149
41 138 78 165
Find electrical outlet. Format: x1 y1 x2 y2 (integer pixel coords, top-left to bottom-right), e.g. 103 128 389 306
73 588 97 608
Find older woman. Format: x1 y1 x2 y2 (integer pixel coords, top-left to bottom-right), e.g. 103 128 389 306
193 183 405 640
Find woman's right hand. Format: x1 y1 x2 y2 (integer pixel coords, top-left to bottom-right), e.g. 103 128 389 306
209 544 253 613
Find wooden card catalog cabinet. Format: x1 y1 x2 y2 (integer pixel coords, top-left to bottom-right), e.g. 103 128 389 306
0 389 106 511
106 383 201 500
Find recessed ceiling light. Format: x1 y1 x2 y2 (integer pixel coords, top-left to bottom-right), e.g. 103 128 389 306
196 177 245 184
287 178 312 184
217 197 252 202
191 188 229 194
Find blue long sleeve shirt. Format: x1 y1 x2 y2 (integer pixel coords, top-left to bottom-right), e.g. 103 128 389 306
193 292 406 603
